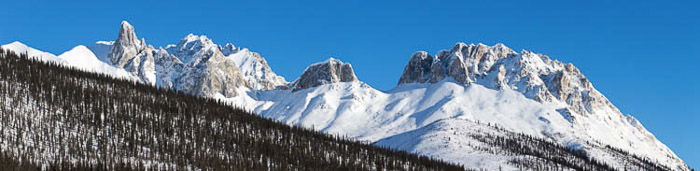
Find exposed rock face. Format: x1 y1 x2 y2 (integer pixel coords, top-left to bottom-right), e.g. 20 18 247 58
292 58 358 91
167 34 218 64
108 21 156 85
124 47 156 84
153 48 183 89
396 43 686 169
165 34 247 97
109 21 146 67
398 51 433 84
102 21 289 96
398 43 614 116
401 43 513 85
222 46 288 90
220 43 240 56
173 54 246 97
105 23 255 97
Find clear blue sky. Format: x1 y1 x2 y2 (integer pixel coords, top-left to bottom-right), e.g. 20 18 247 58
1 0 698 167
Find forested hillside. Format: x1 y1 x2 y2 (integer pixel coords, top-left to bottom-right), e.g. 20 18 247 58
0 48 464 170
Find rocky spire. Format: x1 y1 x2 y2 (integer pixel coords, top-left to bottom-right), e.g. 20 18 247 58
167 34 219 64
398 51 433 85
292 58 358 91
109 21 146 67
103 21 158 85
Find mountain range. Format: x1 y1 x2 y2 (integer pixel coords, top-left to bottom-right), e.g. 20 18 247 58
1 21 689 170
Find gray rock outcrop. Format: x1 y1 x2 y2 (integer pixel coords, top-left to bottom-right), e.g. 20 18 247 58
397 43 617 116
109 21 147 67
165 34 247 97
108 21 156 85
292 58 358 91
221 45 288 91
106 22 250 97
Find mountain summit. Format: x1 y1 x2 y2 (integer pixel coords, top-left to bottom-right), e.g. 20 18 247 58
399 43 513 85
292 58 358 91
107 21 156 84
394 43 686 169
399 43 616 115
109 21 147 67
102 22 285 96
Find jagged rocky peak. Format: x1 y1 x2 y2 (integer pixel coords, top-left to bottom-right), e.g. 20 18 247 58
179 34 216 49
397 42 618 116
109 21 147 67
106 21 157 85
292 58 358 91
220 43 240 56
223 47 288 90
166 34 221 64
399 42 516 85
160 33 285 95
160 34 247 97
173 56 247 98
398 51 433 84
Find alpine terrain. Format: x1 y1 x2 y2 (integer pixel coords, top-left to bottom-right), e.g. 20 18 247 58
0 21 690 170
0 46 462 170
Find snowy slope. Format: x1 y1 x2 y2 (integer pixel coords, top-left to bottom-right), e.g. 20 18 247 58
250 79 567 142
86 41 114 64
374 118 534 170
375 118 674 170
1 42 135 80
246 50 686 169
395 43 687 170
1 41 65 63
57 45 136 80
223 48 288 90
247 77 688 170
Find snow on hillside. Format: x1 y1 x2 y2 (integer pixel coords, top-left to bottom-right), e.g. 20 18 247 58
374 118 673 170
57 45 136 80
223 48 288 90
376 118 522 170
1 41 135 80
249 79 569 143
1 41 65 63
86 41 114 63
396 43 687 170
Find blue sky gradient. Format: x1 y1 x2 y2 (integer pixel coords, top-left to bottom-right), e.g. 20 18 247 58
1 0 698 167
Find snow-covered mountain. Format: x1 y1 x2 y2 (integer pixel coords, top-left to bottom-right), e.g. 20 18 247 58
1 21 689 170
221 42 288 90
392 43 687 169
1 41 65 63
